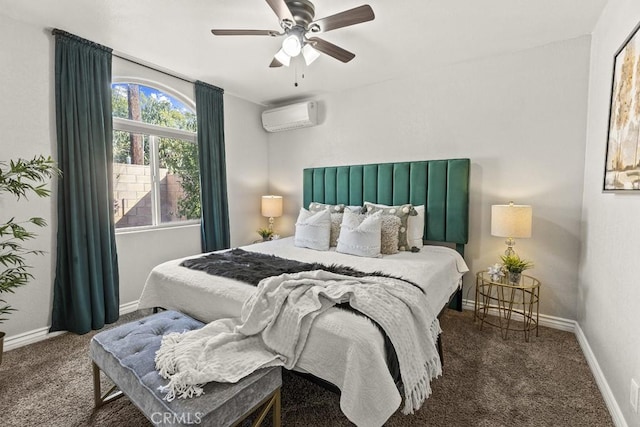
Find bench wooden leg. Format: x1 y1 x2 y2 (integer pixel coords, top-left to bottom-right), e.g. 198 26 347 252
92 361 124 409
251 388 281 427
232 387 281 427
437 333 444 367
273 388 281 427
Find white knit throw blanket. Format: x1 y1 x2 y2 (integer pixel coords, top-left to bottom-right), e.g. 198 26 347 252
155 270 442 414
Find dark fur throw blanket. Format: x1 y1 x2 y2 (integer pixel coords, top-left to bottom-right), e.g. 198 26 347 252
180 248 421 291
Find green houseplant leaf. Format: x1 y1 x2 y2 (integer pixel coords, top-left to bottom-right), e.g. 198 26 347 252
0 156 60 324
500 254 534 274
257 227 274 240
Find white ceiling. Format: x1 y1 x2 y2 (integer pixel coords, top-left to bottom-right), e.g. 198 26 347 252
0 0 608 106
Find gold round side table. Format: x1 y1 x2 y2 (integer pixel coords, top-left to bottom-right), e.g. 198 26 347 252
474 271 541 341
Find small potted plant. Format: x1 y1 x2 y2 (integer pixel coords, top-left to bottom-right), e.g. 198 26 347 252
0 156 60 365
500 254 534 285
257 227 274 242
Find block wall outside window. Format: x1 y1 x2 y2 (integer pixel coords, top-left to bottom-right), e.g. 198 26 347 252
113 164 187 228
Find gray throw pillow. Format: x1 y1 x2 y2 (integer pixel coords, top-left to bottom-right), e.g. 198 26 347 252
364 202 416 251
329 213 343 247
308 202 345 213
380 215 401 255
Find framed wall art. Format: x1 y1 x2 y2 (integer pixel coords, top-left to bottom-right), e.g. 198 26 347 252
604 21 640 191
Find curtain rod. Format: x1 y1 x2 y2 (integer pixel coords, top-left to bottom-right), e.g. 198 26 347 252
112 52 223 93
112 52 195 85
113 53 224 93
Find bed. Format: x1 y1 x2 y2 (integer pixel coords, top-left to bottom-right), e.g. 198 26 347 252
138 159 470 426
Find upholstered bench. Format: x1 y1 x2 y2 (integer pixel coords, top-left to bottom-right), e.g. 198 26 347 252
89 310 282 426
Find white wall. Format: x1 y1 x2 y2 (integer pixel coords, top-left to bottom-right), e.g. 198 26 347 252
0 14 57 340
268 36 591 321
580 0 640 425
0 14 269 340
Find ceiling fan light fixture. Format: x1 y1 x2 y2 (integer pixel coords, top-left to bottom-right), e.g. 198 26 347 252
302 44 320 65
282 34 302 57
274 48 291 67
210 2 376 68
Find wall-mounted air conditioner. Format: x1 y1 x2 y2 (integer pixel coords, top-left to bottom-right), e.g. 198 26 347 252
261 101 318 132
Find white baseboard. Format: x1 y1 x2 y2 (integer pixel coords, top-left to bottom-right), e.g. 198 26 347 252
461 298 627 427
119 300 140 315
461 298 576 332
3 300 140 352
574 324 628 427
3 327 66 352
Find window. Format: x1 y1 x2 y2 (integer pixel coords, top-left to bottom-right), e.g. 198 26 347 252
111 83 200 230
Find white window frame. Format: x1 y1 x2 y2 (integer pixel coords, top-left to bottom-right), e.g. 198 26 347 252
113 115 199 233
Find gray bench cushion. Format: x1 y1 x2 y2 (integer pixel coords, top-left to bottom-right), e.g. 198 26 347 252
90 310 282 426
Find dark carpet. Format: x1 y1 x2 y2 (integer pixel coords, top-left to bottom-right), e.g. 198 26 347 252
0 309 613 426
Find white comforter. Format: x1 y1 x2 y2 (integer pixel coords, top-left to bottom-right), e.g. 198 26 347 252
138 237 468 426
155 270 442 416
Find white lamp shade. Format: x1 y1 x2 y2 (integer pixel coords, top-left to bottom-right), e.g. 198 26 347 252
261 195 283 218
302 44 321 65
282 34 302 57
274 48 291 67
491 203 532 238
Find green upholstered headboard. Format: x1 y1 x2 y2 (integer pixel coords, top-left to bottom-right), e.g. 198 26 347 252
303 159 470 256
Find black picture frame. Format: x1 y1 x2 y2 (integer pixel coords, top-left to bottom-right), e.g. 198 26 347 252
603 20 640 191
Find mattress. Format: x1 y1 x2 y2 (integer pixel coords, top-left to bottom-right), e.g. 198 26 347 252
138 237 468 426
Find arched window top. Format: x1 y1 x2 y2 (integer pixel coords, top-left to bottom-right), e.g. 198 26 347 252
112 82 196 132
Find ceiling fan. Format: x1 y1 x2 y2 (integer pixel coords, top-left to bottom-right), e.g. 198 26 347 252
211 0 375 68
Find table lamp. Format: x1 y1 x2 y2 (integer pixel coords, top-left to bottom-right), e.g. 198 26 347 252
261 195 283 232
491 201 532 256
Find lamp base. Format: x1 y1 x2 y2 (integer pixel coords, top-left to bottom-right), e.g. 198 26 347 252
268 217 275 232
504 238 516 257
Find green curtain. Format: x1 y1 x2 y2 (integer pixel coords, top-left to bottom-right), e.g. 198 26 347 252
50 30 119 334
195 81 230 252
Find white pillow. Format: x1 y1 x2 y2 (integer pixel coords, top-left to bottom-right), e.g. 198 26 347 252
336 210 382 258
294 208 331 251
408 205 425 249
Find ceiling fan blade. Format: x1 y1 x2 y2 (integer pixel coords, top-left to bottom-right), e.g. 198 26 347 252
211 29 280 36
269 58 284 68
309 5 375 33
265 0 295 23
307 37 355 63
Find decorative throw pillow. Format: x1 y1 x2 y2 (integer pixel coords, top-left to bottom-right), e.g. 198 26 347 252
336 210 382 258
308 203 345 246
294 208 331 251
363 202 417 251
345 205 363 213
380 215 401 255
308 202 345 213
408 205 425 249
329 213 343 247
